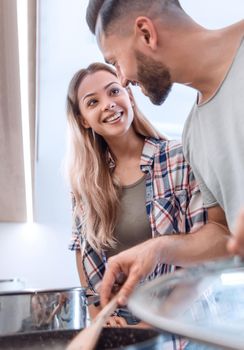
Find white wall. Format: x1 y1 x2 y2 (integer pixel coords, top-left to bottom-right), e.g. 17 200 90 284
0 223 79 289
0 0 243 290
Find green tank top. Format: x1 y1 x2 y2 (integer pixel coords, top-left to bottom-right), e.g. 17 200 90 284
106 175 152 258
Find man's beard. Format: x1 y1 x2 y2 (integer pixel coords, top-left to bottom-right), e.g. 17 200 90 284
135 50 172 105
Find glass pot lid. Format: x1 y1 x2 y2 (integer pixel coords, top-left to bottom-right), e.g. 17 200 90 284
128 257 244 350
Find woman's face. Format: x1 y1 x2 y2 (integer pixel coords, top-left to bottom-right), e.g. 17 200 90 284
77 70 134 140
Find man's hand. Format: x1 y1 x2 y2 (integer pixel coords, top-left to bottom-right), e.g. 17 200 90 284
100 238 163 307
227 208 244 256
100 205 230 307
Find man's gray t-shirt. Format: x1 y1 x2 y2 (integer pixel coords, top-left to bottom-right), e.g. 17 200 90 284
182 38 244 231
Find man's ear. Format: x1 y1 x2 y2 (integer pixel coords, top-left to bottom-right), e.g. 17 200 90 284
126 86 135 103
134 16 158 50
126 86 135 106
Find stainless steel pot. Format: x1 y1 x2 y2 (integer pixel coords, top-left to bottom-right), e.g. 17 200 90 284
0 287 92 336
0 288 166 349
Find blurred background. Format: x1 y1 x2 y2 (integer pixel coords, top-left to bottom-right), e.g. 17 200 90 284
0 0 243 290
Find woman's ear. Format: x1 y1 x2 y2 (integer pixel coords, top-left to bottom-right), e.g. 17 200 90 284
134 16 158 50
81 116 91 129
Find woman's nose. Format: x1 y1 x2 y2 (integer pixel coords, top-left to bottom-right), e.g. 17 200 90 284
103 101 116 111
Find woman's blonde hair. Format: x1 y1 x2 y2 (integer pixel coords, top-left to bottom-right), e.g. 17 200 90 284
66 62 166 252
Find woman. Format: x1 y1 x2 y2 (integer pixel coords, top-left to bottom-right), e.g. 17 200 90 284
67 62 207 327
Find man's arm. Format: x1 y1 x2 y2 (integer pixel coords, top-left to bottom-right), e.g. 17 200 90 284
100 205 230 307
227 208 244 256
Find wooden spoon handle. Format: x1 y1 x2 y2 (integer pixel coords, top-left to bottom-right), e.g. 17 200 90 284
66 296 118 350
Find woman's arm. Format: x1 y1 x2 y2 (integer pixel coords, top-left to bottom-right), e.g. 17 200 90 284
75 250 102 320
75 250 128 326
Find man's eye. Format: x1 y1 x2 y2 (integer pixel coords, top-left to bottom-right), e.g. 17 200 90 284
87 99 97 107
111 62 119 70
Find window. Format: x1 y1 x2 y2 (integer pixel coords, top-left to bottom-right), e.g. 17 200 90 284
35 0 244 224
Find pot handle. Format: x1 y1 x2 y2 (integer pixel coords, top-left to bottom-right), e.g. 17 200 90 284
84 288 100 306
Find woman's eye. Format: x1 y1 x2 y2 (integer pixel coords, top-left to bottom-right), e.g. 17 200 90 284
87 99 97 107
111 88 120 95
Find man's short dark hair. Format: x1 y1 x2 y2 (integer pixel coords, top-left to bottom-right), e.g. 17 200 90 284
86 0 105 35
86 0 182 36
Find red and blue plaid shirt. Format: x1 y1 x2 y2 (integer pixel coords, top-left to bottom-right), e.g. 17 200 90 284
69 137 207 293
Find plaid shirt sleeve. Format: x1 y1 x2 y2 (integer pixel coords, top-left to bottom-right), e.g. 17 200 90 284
68 193 82 251
68 193 105 292
163 140 207 234
143 139 207 237
184 162 208 233
142 138 207 278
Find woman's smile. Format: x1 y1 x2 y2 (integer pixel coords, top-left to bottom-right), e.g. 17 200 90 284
103 111 123 124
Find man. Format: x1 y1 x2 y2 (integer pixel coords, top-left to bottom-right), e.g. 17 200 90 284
85 0 244 306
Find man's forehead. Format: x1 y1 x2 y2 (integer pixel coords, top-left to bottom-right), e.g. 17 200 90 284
94 14 103 47
95 14 125 60
96 31 118 63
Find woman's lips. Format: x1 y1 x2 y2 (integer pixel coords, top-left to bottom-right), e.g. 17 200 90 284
103 111 123 123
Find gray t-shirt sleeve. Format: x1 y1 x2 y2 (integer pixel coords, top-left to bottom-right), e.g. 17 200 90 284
182 118 218 209
191 166 218 208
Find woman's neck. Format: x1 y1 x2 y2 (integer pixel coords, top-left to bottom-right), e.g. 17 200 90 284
106 130 145 186
106 129 145 163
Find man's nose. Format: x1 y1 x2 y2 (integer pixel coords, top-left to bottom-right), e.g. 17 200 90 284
117 69 129 88
120 76 129 88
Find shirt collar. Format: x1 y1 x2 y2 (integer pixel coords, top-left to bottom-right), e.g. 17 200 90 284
107 137 160 169
140 137 159 169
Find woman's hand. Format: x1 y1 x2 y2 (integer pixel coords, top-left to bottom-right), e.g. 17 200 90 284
105 315 128 327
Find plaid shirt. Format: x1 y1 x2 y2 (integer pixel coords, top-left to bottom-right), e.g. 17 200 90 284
69 137 207 292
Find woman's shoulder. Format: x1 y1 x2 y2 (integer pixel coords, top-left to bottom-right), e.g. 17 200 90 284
145 137 184 158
